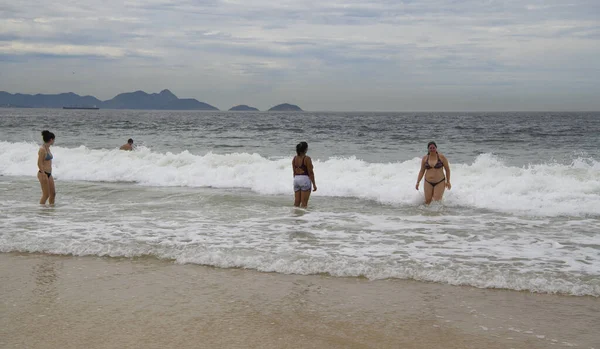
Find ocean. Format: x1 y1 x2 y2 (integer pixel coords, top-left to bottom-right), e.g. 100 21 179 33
1 108 599 297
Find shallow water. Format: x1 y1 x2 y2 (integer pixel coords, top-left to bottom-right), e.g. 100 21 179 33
1 109 599 295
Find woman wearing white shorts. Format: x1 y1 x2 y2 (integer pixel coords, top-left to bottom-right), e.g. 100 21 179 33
292 141 317 207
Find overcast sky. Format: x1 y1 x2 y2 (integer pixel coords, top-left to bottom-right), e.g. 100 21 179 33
0 0 599 111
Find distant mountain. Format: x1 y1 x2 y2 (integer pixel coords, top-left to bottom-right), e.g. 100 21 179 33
161 98 218 110
101 89 218 110
0 89 218 110
268 103 302 111
229 104 259 111
0 91 101 108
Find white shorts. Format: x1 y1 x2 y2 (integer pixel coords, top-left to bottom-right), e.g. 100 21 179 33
293 175 312 192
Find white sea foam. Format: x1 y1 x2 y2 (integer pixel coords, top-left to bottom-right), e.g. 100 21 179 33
1 234 598 297
1 141 599 217
1 162 599 296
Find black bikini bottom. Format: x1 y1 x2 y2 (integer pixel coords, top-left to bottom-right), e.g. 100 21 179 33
39 171 52 178
425 177 445 187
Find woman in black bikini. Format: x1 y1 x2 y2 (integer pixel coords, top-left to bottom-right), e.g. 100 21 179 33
37 130 56 205
415 141 451 204
292 142 317 208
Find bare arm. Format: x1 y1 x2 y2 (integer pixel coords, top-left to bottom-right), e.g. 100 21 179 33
37 148 45 172
441 154 451 189
306 157 317 191
416 157 426 190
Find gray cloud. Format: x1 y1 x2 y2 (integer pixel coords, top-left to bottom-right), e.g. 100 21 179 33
0 0 598 110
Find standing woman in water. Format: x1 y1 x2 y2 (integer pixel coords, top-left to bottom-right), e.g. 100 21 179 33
415 141 451 204
292 141 317 208
37 130 56 205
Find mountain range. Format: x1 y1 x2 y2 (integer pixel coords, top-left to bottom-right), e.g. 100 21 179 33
0 90 304 111
0 89 218 110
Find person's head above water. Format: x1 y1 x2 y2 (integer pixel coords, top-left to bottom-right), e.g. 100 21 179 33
128 138 133 144
42 130 55 144
296 141 308 155
427 141 437 154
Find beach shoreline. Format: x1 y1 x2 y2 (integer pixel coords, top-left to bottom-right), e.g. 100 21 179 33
1 252 597 349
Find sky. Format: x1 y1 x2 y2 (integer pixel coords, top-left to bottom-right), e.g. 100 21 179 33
0 0 599 111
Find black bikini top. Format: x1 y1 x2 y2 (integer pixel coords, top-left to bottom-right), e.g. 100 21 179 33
424 154 443 169
293 156 308 175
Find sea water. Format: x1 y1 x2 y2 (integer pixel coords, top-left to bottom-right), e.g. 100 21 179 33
1 109 598 296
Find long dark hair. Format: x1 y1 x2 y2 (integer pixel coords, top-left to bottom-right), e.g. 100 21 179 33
42 130 55 143
427 141 437 155
296 141 308 155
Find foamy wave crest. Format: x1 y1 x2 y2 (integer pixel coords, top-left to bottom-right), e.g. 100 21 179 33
1 141 599 216
1 240 598 297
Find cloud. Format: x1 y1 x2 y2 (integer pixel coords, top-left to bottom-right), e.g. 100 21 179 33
0 0 598 110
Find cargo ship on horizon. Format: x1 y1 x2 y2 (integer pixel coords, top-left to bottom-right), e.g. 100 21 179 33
62 106 100 110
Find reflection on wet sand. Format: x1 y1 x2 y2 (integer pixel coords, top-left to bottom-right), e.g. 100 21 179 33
33 258 60 305
1 253 598 349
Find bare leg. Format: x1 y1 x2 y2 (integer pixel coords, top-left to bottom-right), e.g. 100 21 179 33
432 181 446 202
423 181 434 205
300 190 311 208
48 176 56 206
294 191 301 207
38 173 49 205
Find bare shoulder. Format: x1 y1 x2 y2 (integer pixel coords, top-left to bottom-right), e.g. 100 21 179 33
439 154 449 162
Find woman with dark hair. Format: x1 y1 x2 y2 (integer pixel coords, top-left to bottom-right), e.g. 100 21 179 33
37 130 56 205
415 141 451 204
292 141 317 207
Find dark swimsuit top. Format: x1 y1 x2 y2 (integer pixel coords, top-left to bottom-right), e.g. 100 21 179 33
424 154 443 169
42 147 53 161
293 156 309 175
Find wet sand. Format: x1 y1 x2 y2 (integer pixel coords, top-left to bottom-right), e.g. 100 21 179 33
1 253 597 349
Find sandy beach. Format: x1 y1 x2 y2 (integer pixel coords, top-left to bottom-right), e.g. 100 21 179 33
1 253 597 349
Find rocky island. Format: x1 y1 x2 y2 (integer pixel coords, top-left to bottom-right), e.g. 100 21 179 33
268 103 303 111
229 105 259 111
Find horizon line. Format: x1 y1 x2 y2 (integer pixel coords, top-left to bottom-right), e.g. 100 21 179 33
1 106 598 113
1 90 599 114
